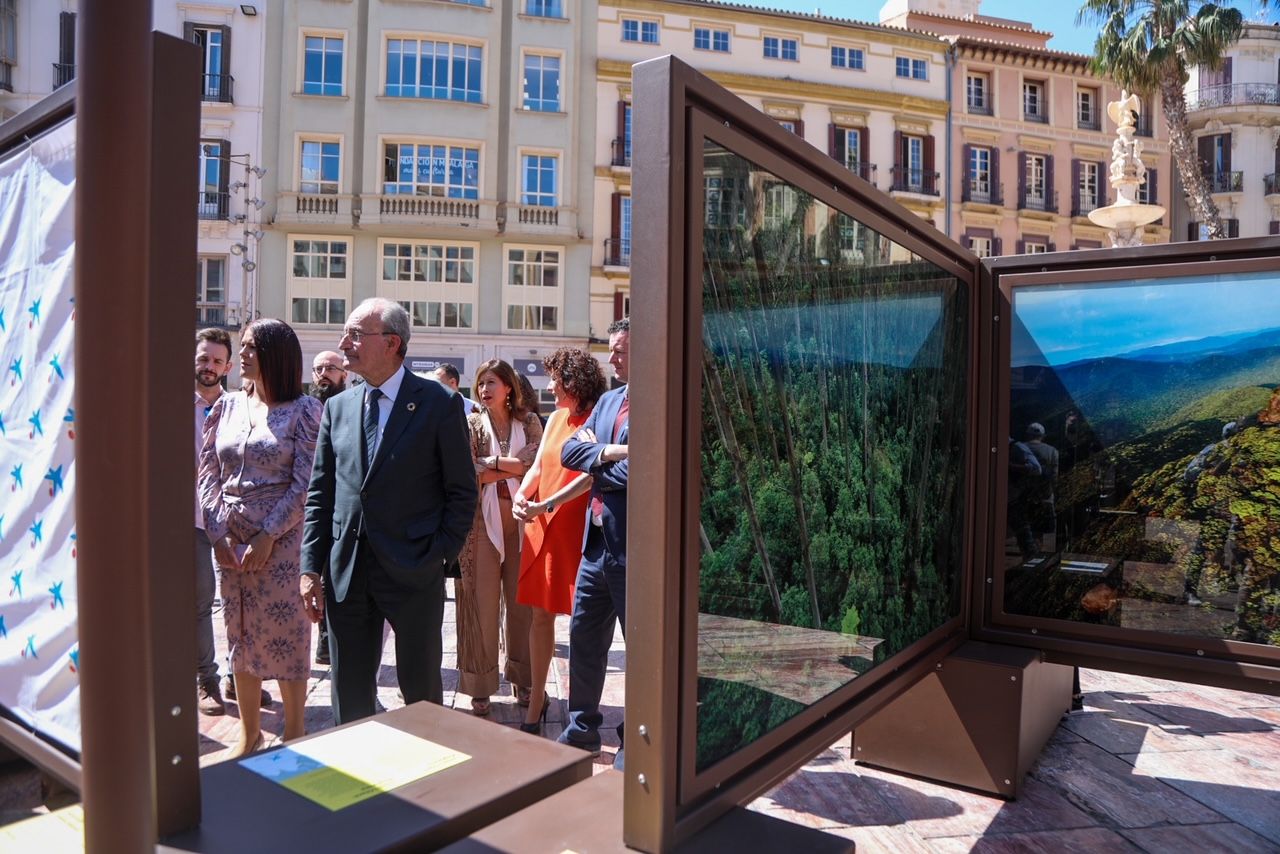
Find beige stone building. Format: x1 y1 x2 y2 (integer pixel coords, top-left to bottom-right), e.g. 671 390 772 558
257 0 598 400
881 0 1172 254
591 0 951 339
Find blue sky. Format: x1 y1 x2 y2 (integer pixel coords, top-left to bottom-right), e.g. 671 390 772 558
735 1 1275 56
1012 272 1280 366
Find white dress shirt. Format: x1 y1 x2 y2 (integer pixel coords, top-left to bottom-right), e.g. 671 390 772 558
364 364 406 460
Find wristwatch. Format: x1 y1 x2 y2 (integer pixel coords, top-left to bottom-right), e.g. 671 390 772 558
545 501 555 513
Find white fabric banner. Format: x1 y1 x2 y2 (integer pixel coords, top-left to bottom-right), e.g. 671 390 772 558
0 117 79 753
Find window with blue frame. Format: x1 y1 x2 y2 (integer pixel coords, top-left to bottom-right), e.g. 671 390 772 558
694 27 730 52
522 54 560 111
621 19 658 43
526 0 563 17
896 56 927 80
385 38 483 103
382 142 479 198
764 36 797 61
303 35 343 96
831 45 863 70
300 140 340 194
521 154 558 207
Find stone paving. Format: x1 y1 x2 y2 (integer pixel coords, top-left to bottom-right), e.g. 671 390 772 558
5 580 1280 851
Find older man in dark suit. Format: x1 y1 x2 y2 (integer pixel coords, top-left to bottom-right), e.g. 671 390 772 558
558 318 630 757
301 298 476 723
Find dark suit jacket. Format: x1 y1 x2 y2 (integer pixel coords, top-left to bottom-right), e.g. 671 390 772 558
302 368 477 602
561 384 628 566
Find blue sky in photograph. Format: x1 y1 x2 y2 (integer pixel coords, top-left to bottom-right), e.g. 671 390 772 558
1012 272 1280 367
734 1 1276 56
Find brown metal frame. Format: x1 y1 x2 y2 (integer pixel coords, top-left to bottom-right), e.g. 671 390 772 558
973 240 1280 694
625 56 982 851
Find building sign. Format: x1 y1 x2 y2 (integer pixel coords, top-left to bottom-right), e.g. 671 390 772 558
515 358 545 377
407 356 465 375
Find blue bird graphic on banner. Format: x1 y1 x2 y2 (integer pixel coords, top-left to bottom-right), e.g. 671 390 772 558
22 636 36 659
28 519 42 547
48 581 63 610
44 465 63 497
8 356 20 386
27 298 39 328
0 413 5 436
0 615 6 639
8 570 20 598
69 531 76 559
49 354 63 381
28 410 42 439
10 464 21 492
68 648 77 673
0 306 6 331
63 407 74 439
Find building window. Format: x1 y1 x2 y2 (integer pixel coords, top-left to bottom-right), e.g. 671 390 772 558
621 19 659 44
0 0 15 92
1077 87 1099 130
966 72 990 114
694 27 730 52
198 139 229 220
303 35 343 96
299 139 340 194
521 154 558 207
970 236 992 258
522 53 560 111
763 182 798 229
763 36 797 61
1023 80 1046 122
1025 154 1047 208
380 241 475 329
504 247 561 332
902 134 924 191
196 256 227 326
1077 160 1100 214
896 56 927 80
289 237 349 325
704 175 744 227
968 146 991 202
1136 168 1158 205
833 126 864 177
1023 240 1048 254
385 38 482 103
382 142 479 198
526 0 563 16
609 194 632 266
831 45 864 70
187 23 233 103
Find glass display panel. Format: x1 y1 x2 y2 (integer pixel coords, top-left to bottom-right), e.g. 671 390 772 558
696 141 969 770
1004 271 1280 648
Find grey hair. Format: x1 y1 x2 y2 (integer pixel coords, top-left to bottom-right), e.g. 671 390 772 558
355 297 410 358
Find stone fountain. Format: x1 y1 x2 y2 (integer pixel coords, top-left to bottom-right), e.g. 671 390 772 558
1088 91 1166 247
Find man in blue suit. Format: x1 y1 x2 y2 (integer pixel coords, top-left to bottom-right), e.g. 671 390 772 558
558 318 630 758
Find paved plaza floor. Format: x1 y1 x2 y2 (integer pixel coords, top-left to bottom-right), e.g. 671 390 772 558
4 580 1280 851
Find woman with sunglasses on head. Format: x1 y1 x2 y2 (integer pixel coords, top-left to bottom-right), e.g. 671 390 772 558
198 318 322 757
455 359 543 717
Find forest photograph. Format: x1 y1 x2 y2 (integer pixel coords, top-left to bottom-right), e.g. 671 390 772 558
693 143 970 769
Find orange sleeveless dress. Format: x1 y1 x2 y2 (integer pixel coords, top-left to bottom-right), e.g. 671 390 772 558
517 406 592 614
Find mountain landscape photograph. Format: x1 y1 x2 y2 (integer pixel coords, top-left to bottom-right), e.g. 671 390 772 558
1004 274 1280 648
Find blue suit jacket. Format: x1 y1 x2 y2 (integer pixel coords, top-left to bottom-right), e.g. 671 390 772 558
561 385 628 566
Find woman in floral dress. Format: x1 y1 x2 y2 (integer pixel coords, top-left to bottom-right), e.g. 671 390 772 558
199 318 321 758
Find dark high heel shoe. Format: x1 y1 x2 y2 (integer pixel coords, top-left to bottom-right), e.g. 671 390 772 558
519 694 549 734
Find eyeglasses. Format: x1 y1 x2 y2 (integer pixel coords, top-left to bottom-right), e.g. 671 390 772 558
341 327 394 344
313 364 344 375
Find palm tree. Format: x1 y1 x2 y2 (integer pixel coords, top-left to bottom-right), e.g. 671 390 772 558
1078 0 1243 238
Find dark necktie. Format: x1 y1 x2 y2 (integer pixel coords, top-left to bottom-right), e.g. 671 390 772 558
591 393 629 522
364 388 383 468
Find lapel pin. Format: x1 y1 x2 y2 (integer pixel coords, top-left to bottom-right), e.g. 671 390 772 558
407 402 417 412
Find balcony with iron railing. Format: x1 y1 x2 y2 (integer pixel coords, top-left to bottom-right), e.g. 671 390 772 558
962 179 1003 206
52 63 75 90
1077 114 1101 132
201 73 234 104
1187 83 1280 112
611 137 631 168
889 167 939 196
967 101 992 117
1206 170 1244 193
1018 190 1058 215
1023 109 1048 124
604 237 631 268
845 162 876 183
197 191 230 221
1072 197 1102 218
196 304 227 327
1265 173 1280 196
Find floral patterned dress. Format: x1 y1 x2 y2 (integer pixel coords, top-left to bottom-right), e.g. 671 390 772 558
198 391 322 681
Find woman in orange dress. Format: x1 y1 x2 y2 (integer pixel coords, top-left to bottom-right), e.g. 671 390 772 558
512 348 608 733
